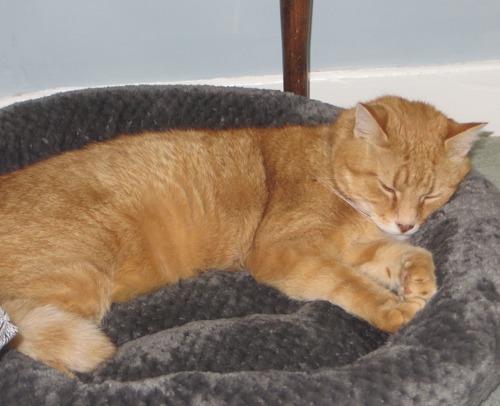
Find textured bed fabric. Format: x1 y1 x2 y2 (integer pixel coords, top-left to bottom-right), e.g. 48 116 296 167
0 85 498 406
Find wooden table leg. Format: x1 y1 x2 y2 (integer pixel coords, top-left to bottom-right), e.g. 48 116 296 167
280 0 313 97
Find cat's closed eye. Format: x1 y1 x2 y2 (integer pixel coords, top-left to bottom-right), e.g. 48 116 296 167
420 193 441 205
378 180 397 199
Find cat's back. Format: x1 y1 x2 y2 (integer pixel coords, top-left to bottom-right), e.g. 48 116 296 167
0 128 267 209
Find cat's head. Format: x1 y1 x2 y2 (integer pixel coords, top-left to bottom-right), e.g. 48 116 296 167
332 96 486 240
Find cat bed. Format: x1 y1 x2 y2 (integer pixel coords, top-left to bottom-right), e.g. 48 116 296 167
0 85 498 406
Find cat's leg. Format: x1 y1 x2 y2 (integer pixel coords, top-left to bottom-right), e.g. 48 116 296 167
4 299 116 374
247 241 427 333
358 243 437 301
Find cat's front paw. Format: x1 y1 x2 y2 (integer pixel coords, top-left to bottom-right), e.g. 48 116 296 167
400 249 437 301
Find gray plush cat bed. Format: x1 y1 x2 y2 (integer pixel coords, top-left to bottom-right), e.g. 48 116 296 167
0 86 498 406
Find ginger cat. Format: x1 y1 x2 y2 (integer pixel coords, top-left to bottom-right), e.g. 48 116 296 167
0 96 484 374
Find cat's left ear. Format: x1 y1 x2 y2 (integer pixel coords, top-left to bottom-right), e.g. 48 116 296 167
445 121 487 158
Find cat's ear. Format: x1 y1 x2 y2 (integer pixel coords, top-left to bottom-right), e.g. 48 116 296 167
445 121 487 158
354 103 389 147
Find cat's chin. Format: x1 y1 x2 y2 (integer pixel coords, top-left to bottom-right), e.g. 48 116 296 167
384 232 411 241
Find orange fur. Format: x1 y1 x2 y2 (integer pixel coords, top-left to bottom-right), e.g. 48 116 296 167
0 96 485 373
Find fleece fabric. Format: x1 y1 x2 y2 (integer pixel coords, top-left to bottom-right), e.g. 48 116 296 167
0 86 498 406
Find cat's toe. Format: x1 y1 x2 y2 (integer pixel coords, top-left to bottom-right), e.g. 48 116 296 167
382 297 426 333
403 277 437 300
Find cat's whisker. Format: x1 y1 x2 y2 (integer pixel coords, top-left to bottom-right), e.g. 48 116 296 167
311 175 352 182
316 177 374 222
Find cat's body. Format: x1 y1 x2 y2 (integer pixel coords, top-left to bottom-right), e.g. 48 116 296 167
0 96 484 374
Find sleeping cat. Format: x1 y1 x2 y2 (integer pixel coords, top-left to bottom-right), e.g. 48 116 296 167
0 96 484 374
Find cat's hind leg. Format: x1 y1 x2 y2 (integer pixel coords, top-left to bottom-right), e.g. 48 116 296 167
4 300 116 374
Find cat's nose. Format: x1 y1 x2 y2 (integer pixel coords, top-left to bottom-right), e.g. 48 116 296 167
397 223 414 233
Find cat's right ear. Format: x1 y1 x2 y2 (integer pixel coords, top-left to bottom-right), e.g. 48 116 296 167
354 103 389 147
445 121 487 158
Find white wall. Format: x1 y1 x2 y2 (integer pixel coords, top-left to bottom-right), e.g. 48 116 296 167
0 0 282 98
312 0 500 69
1 0 499 99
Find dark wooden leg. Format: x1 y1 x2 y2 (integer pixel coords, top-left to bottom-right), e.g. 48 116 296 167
280 0 313 97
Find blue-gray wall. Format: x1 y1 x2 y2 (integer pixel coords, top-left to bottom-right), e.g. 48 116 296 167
1 0 499 98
